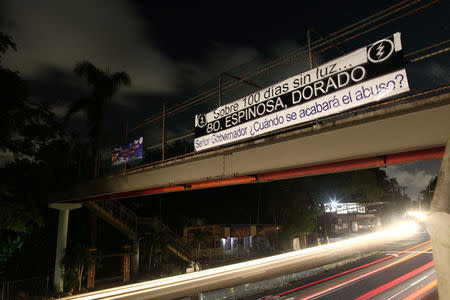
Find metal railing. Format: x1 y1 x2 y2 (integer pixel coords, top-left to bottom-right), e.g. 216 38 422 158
137 217 207 261
86 199 205 261
0 275 50 300
89 199 138 232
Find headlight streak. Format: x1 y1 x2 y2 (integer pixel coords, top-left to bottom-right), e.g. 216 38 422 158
59 221 420 300
353 260 435 300
384 269 435 300
297 245 433 300
402 278 438 300
262 240 431 300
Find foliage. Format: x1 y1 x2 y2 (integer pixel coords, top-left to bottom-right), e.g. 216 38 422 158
65 61 131 177
0 235 22 278
61 243 98 292
279 203 322 248
140 229 170 274
0 188 44 233
419 175 438 210
0 32 76 280
188 229 212 262
0 32 16 59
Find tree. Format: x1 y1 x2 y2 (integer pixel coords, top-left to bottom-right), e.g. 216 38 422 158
0 32 16 58
189 229 212 263
280 204 322 248
61 243 98 293
1 32 76 280
419 176 437 211
1 32 28 156
1 31 68 162
65 61 131 177
140 229 169 274
0 186 43 233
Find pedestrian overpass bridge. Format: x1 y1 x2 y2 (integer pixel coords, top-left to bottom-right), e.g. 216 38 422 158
51 90 450 297
63 91 450 203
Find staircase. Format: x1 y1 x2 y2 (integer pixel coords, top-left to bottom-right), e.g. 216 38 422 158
137 217 208 263
84 200 137 237
84 200 206 263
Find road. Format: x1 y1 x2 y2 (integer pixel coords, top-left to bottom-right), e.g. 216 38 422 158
60 223 435 300
255 238 437 300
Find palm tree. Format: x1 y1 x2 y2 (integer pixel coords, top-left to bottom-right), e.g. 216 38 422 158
189 229 212 263
141 229 170 274
65 61 131 177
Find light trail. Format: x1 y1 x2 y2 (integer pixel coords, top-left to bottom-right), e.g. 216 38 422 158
354 260 435 300
262 240 431 300
297 244 432 300
402 278 438 300
59 222 420 300
384 269 435 300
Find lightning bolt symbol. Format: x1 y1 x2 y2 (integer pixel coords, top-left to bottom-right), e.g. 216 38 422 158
376 43 385 59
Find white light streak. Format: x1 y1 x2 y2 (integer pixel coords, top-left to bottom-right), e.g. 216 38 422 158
59 221 419 300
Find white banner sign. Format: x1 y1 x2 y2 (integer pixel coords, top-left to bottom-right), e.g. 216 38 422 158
194 33 410 151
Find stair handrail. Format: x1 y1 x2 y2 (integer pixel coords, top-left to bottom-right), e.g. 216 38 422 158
91 200 137 232
147 217 208 259
88 200 208 261
137 217 202 260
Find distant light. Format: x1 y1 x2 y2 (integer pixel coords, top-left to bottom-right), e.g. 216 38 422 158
407 211 427 221
329 197 339 208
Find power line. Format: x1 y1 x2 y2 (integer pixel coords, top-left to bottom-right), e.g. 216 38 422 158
129 0 433 133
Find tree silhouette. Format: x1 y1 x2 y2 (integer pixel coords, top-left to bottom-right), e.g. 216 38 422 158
0 32 16 60
1 32 76 280
140 229 170 274
61 243 98 292
419 176 437 210
66 61 131 177
188 229 212 263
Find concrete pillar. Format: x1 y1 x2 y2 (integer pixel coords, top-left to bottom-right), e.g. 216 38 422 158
54 209 68 292
131 239 140 278
49 203 82 293
426 136 450 300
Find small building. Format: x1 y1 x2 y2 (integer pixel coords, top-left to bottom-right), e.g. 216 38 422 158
322 202 388 236
183 223 280 263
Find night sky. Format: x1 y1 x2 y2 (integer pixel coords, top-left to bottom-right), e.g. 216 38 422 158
1 0 448 200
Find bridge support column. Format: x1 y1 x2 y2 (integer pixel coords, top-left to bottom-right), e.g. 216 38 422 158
426 136 450 299
49 203 82 293
131 239 140 278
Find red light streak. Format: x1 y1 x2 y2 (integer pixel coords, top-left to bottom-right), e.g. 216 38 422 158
263 240 430 300
296 245 432 300
402 278 438 300
354 260 435 300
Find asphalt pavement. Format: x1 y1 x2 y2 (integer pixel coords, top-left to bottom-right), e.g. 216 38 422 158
254 236 437 300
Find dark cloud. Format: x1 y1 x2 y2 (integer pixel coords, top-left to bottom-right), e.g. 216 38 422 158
2 0 179 94
25 65 86 116
1 0 284 131
384 160 442 201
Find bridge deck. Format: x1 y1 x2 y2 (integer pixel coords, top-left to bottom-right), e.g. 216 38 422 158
64 92 450 202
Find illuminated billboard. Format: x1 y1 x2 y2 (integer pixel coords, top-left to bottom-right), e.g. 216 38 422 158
112 137 143 166
194 32 410 151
